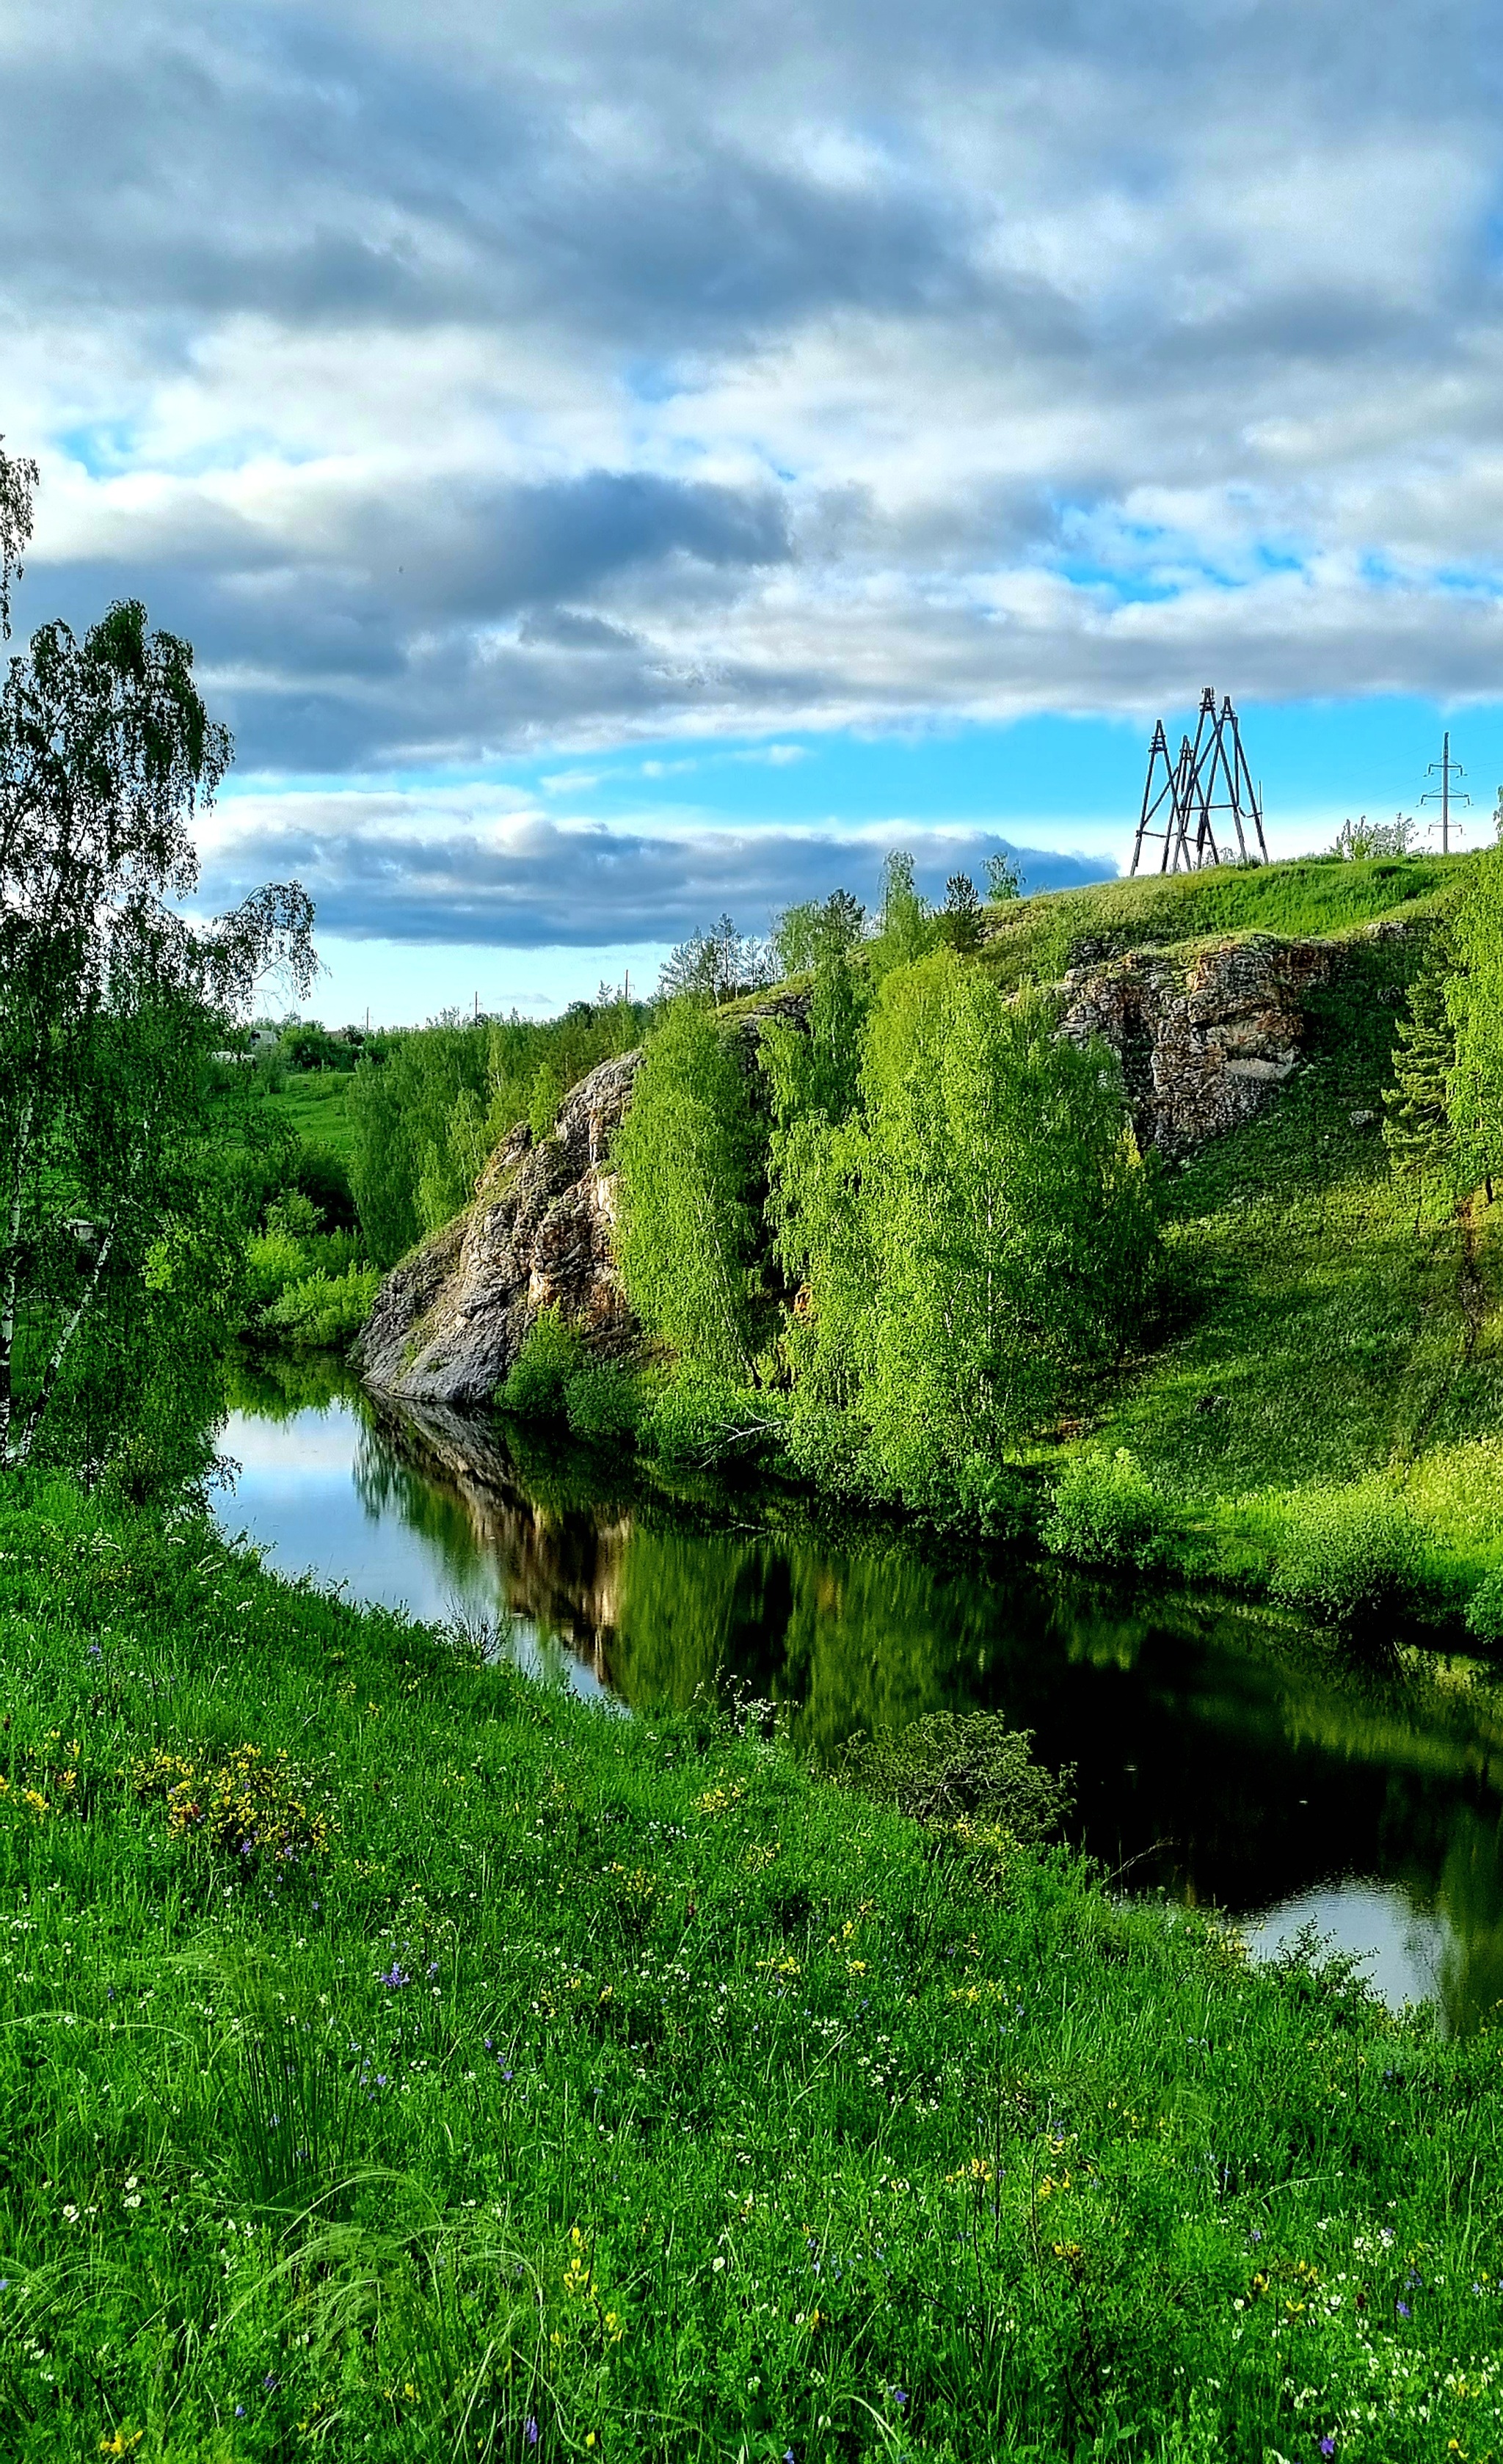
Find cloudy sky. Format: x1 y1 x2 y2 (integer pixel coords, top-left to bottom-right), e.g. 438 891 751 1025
4 0 1503 1018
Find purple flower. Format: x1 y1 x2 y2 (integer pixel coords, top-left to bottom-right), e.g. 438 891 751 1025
378 1961 410 1989
376 2074 389 2089
87 1644 102 1660
1396 2300 1411 2319
426 1961 440 1979
1320 2441 1336 2458
235 2406 245 2419
525 2418 539 2448
500 2066 513 2082
263 2372 278 2391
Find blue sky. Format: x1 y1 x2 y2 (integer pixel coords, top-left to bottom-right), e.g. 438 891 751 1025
4 0 1503 1018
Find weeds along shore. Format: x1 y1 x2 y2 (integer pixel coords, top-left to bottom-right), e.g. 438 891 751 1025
3 1472 1502 2463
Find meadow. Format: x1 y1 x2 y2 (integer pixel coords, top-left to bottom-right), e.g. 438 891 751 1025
3 1473 1503 2462
261 1074 358 1168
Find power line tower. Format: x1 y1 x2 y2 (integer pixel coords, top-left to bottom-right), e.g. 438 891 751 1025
1129 688 1269 874
1421 730 1469 853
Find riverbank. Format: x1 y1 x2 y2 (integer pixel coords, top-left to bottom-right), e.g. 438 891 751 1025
4 1473 1503 2460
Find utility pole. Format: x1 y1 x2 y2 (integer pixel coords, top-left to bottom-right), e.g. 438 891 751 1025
1422 731 1469 853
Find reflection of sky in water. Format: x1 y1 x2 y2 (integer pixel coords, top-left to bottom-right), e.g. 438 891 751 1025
218 1393 1494 2013
1247 1881 1449 2013
218 1402 615 1704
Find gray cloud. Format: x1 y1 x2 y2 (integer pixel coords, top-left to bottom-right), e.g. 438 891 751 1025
4 0 1503 792
199 817 1110 947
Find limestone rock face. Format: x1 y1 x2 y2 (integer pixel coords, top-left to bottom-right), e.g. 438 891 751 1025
352 1049 644 1407
1057 931 1340 1156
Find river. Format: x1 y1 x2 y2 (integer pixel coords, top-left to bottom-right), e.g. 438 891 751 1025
216 1354 1503 2034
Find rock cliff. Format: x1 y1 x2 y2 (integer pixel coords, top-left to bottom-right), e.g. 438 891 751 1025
1057 930 1339 1156
352 1051 643 1407
355 929 1396 1404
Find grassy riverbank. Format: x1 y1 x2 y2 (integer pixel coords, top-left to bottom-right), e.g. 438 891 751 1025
4 1477 1503 2460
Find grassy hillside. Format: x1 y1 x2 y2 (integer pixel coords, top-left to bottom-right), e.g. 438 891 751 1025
4 1474 1503 2462
979 850 1466 993
1041 914 1503 1607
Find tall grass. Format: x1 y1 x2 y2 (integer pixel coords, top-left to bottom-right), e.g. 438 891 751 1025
1 1472 1502 2460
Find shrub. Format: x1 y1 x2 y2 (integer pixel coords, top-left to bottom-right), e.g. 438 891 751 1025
244 1226 309 1311
1268 1482 1423 1625
1466 1567 1503 1644
838 1712 1072 1842
262 1264 381 1348
1042 1447 1172 1570
564 1362 644 1443
497 1307 589 1421
641 1375 792 1471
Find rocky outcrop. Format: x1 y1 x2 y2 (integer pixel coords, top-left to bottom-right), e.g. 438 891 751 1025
352 1051 644 1407
356 927 1403 1404
354 997 810 1408
1058 931 1340 1156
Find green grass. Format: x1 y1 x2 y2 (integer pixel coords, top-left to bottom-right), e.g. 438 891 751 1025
1047 927 1503 1605
979 851 1466 994
4 1476 1503 2460
263 1071 357 1164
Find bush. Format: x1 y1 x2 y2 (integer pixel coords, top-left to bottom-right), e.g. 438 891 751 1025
641 1376 792 1472
1466 1567 1503 1644
497 1307 589 1421
261 1264 381 1349
1042 1447 1172 1570
564 1362 644 1443
244 1226 309 1311
838 1712 1072 1842
1268 1482 1423 1625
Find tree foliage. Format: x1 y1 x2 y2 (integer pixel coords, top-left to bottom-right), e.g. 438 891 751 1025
611 1002 765 1377
1444 842 1503 1198
0 487 315 1476
349 996 649 1267
773 954 1159 1501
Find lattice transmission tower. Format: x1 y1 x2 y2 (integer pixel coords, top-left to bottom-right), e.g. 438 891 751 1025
1129 688 1269 875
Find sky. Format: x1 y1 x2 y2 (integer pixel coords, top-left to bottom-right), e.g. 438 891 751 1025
4 0 1503 1021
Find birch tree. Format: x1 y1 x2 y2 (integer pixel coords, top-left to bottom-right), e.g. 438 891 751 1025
0 450 315 1472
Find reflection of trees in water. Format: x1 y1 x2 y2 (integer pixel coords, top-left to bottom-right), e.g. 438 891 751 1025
225 1346 367 1422
352 1389 1503 2030
1433 1806 1503 2035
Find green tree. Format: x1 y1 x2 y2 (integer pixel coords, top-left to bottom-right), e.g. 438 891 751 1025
868 850 936 977
612 1002 764 1377
984 850 1023 903
785 955 1158 1499
1444 843 1503 1200
773 889 865 977
937 871 984 955
1383 954 1455 1188
0 476 314 1474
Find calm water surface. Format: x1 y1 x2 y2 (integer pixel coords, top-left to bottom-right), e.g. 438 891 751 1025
216 1362 1503 2033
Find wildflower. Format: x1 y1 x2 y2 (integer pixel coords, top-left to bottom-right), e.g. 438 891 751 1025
235 2407 245 2419
890 2386 909 2408
524 2419 539 2448
1320 2441 1336 2458
378 1962 410 1989
1397 2300 1411 2319
263 2373 278 2391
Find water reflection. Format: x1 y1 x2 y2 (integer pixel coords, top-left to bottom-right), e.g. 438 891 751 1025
219 1354 1503 2032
